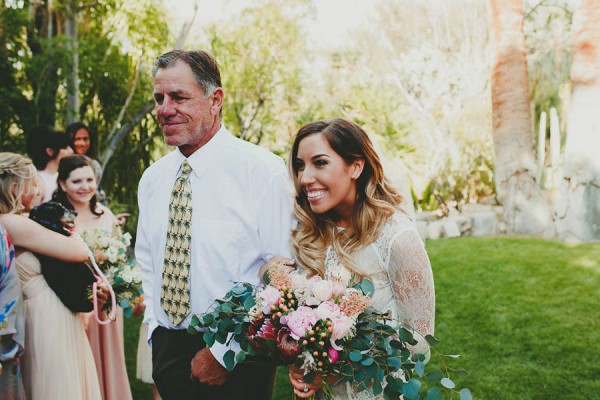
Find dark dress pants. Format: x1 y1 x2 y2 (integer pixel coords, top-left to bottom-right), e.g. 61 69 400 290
151 326 275 400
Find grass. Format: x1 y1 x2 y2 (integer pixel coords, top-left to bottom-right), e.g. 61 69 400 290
124 237 600 399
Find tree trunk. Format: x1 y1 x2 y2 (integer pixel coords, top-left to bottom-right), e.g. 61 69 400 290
65 0 79 124
555 0 600 241
489 0 553 236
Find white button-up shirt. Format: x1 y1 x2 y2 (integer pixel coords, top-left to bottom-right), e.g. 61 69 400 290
136 126 295 363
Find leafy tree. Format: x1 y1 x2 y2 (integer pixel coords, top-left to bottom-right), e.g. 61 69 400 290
0 0 169 231
205 1 306 154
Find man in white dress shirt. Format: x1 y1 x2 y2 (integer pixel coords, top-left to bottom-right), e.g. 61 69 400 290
136 50 294 399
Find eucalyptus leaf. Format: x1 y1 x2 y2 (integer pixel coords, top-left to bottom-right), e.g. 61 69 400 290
186 325 198 335
215 331 228 344
359 279 375 296
243 296 256 311
424 387 442 400
454 369 469 376
373 376 383 395
234 323 243 334
235 351 246 364
361 357 374 366
349 350 363 362
424 334 440 347
426 369 444 383
223 350 235 371
459 388 473 400
221 303 233 314
415 361 425 377
441 377 455 389
401 379 421 400
231 285 247 296
203 331 215 347
200 314 213 325
386 357 401 369
190 315 200 327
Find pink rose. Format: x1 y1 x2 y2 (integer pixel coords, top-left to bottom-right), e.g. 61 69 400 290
314 301 341 321
285 306 317 340
312 280 334 302
332 315 354 340
258 286 281 314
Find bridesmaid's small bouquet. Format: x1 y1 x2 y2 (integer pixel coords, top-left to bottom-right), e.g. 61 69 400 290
82 227 142 317
189 262 471 399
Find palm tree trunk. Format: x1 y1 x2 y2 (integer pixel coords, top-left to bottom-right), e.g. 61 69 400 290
555 0 600 241
489 0 553 235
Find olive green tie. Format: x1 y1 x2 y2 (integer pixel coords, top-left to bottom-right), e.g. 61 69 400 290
161 160 192 325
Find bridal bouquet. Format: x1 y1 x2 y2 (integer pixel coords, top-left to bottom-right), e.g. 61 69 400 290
189 263 470 399
81 227 143 317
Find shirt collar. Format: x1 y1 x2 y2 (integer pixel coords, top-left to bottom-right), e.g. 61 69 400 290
174 125 231 174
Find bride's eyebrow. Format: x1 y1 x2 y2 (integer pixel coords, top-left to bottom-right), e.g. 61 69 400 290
311 154 330 160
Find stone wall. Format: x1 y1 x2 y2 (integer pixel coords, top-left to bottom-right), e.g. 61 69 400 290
415 203 506 240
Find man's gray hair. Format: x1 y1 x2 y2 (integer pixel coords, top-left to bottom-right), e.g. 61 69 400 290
153 50 222 97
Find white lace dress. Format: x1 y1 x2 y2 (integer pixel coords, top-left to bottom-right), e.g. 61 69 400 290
322 212 435 399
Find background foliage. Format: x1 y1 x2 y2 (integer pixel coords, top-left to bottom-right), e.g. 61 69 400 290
0 0 578 223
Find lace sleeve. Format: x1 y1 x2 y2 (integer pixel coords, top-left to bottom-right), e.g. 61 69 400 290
388 229 435 355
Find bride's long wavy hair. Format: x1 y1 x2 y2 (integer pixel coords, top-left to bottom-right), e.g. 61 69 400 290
289 118 403 277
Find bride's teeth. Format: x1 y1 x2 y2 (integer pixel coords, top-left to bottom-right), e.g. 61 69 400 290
307 190 325 198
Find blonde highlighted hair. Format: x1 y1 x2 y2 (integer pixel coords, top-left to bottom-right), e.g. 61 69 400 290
0 152 37 214
289 118 403 277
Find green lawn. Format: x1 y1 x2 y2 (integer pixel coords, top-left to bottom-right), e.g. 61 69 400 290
125 237 600 399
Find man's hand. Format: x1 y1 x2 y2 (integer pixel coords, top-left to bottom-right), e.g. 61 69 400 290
190 347 229 386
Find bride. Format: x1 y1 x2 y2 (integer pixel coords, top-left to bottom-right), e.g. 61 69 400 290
285 118 435 399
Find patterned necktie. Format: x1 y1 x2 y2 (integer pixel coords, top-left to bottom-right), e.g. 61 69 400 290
161 160 193 325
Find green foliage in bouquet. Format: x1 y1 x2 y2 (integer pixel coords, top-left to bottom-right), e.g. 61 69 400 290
188 279 471 400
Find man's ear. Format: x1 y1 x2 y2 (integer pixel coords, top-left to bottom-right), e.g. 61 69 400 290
210 88 224 115
352 159 365 180
45 147 55 158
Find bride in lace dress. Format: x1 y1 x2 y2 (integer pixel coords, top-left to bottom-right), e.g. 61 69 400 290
286 119 435 399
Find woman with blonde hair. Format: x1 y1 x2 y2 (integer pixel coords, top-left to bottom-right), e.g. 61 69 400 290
0 152 102 400
284 119 435 399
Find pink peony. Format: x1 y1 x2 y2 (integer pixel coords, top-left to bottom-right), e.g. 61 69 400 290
312 280 334 302
332 315 354 340
331 281 347 298
328 347 339 363
258 286 281 314
285 306 317 339
277 327 302 359
314 301 341 321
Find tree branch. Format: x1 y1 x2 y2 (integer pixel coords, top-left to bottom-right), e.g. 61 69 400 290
99 101 154 179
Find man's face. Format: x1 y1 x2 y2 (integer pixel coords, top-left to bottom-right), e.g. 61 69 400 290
153 60 222 157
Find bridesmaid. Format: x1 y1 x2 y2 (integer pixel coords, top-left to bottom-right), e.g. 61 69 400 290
0 152 102 400
53 154 133 400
